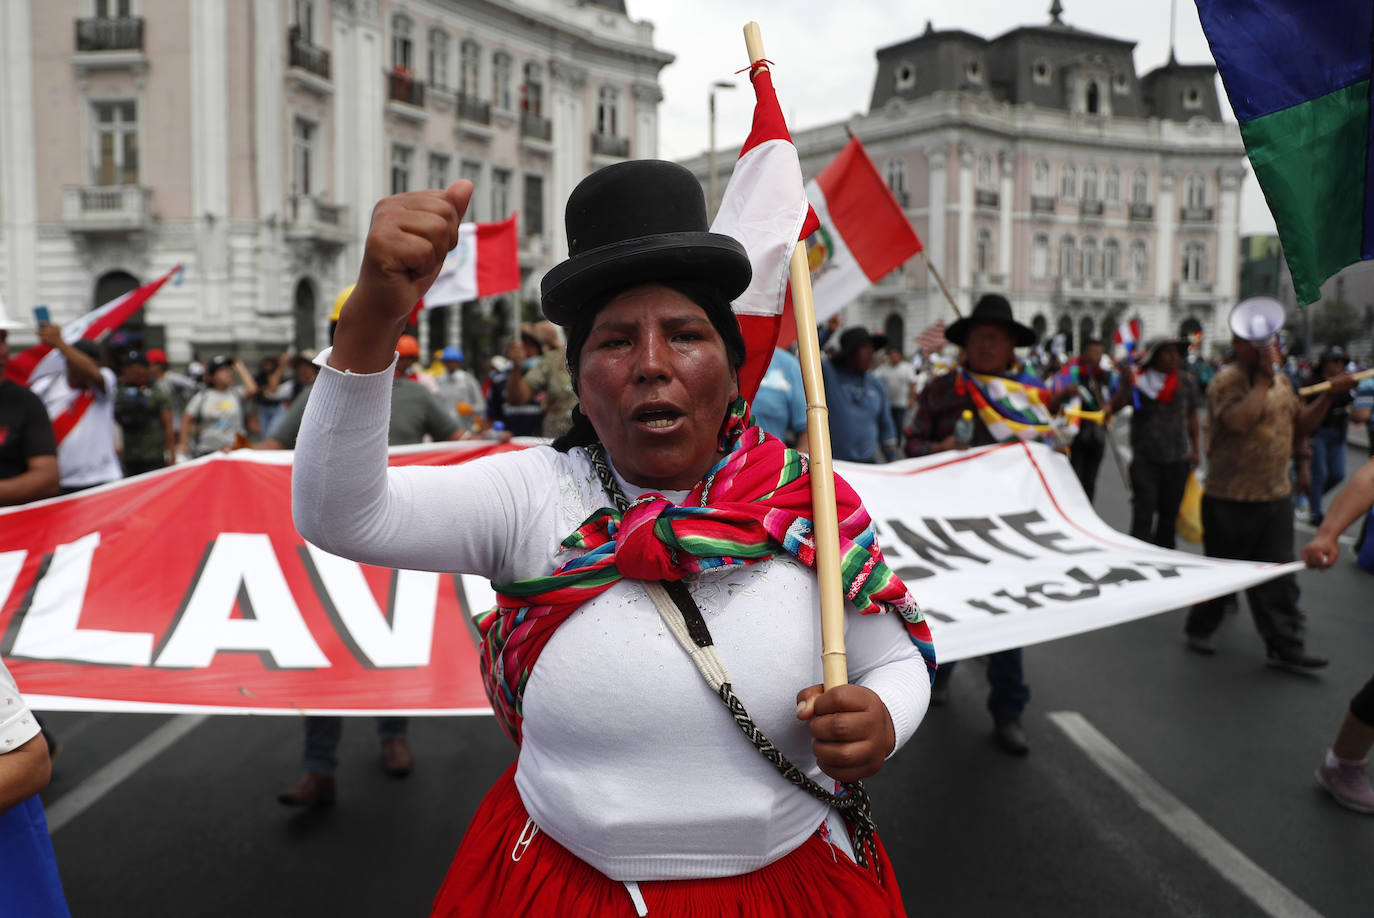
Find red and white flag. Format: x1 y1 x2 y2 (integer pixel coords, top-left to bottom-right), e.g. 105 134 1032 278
1112 318 1142 348
423 215 521 308
709 62 814 402
804 138 923 322
4 264 181 387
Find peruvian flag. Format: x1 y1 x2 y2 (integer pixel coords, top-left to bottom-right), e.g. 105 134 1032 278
1112 318 1142 348
709 61 814 402
804 137 923 322
4 264 181 387
423 215 521 308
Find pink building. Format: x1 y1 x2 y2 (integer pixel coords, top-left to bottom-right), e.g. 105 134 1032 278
0 0 670 364
689 9 1248 354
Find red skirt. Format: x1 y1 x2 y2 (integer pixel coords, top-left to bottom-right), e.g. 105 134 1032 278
432 764 907 917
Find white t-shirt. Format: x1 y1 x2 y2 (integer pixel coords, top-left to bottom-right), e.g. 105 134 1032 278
292 351 931 881
36 368 122 488
873 360 916 409
1 659 41 755
184 386 247 456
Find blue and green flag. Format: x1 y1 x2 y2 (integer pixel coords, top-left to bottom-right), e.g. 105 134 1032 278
1195 0 1373 304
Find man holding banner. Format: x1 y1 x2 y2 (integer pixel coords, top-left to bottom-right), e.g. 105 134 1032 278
905 294 1052 755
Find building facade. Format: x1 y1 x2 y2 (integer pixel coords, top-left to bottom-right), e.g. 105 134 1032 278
688 9 1248 354
0 0 671 364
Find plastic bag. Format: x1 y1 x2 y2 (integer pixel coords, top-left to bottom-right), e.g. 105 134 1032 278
1176 471 1204 543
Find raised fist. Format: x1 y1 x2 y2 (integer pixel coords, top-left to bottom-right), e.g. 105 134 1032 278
347 181 473 324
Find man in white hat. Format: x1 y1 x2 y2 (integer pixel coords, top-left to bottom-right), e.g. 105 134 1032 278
1183 298 1355 671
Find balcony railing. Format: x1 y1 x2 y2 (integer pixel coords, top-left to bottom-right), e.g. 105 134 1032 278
388 71 424 107
288 31 330 80
75 16 144 52
1174 280 1214 301
520 111 552 142
1080 199 1104 217
975 189 999 208
62 185 151 230
1031 195 1056 214
458 95 491 125
1129 202 1154 221
1180 205 1215 223
591 132 630 159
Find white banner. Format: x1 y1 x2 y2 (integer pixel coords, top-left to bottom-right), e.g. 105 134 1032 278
840 441 1300 662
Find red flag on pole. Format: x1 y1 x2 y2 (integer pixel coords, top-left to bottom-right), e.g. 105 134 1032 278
5 264 182 386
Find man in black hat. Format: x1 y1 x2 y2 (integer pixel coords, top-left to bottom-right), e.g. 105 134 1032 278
905 293 1056 755
1109 337 1199 547
821 327 899 463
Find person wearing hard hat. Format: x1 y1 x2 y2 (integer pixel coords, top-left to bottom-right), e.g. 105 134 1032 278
434 345 485 431
1183 298 1355 672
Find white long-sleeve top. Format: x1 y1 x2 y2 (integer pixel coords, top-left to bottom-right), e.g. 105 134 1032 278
293 351 930 881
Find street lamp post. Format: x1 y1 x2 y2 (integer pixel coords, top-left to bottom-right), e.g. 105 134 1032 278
707 80 735 221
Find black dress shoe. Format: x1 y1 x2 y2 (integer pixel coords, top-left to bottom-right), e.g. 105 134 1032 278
1266 645 1328 673
994 719 1030 756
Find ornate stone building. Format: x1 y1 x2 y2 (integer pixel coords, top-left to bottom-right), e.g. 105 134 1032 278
0 0 671 363
688 5 1248 353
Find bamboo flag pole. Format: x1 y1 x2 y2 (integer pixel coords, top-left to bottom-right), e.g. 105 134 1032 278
1298 366 1374 396
922 253 964 319
742 22 848 690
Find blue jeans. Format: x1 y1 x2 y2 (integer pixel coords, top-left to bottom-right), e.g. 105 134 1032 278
933 649 1030 723
1308 427 1347 520
303 716 408 776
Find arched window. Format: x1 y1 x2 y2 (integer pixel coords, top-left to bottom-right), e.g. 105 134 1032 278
460 40 481 97
1031 233 1050 279
976 228 993 273
1105 167 1120 204
1082 237 1099 279
1086 81 1101 114
1185 173 1207 209
491 51 513 110
426 28 449 88
1082 166 1098 202
1079 316 1095 348
523 61 543 115
1132 169 1148 205
1130 240 1148 286
1103 239 1121 279
1183 241 1207 282
1033 159 1051 197
1060 164 1076 201
390 15 413 72
1060 235 1077 278
597 86 620 136
886 157 907 196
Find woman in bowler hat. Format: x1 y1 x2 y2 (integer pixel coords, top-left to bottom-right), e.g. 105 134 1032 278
291 161 933 915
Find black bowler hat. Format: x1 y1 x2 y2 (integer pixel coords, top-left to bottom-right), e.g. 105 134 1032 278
540 160 753 326
945 294 1037 348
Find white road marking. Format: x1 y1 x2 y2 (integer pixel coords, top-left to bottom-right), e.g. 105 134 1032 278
1048 711 1323 918
45 714 209 834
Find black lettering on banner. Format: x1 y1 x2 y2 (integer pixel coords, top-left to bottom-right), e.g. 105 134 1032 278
1000 511 1099 555
884 518 991 572
1065 565 1148 588
1036 580 1101 602
917 605 954 623
990 587 1044 609
1134 560 1204 579
967 598 1011 616
947 517 1035 560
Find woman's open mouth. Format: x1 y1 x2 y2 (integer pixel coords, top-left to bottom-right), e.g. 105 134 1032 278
635 408 683 430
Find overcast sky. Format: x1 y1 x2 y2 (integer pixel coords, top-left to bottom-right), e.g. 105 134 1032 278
629 0 1276 235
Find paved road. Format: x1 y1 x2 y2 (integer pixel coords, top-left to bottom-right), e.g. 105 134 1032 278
36 440 1374 917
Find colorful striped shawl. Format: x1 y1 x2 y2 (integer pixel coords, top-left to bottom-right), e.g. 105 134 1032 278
957 366 1060 446
475 401 937 745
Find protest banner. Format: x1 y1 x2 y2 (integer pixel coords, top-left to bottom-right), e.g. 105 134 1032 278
1 439 1298 715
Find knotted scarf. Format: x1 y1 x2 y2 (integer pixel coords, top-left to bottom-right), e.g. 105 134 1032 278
475 399 937 745
1135 367 1178 404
